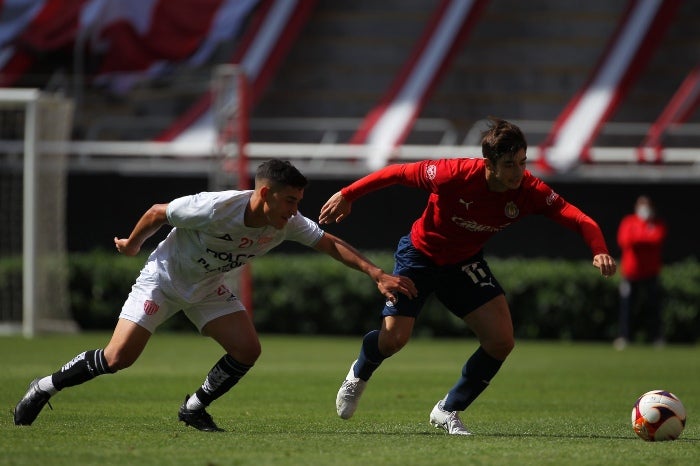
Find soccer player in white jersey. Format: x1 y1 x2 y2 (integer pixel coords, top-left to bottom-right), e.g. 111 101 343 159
14 159 417 431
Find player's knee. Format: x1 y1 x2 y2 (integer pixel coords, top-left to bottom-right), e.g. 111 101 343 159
103 350 137 371
502 338 516 356
379 332 410 356
246 342 262 363
232 340 261 366
484 337 515 361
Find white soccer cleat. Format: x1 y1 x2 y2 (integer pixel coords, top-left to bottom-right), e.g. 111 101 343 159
429 399 472 436
336 360 367 419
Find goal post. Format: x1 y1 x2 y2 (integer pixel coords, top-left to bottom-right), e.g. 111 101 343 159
211 64 250 192
211 65 253 312
0 88 78 337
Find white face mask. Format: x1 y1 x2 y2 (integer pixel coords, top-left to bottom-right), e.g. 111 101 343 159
636 205 652 221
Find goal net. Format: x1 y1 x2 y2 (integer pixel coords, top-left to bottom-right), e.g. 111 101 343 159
0 89 78 337
211 65 253 311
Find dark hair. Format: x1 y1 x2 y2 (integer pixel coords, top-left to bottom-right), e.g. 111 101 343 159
481 117 527 163
255 159 308 190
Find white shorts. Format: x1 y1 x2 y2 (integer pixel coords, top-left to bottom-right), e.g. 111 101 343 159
119 268 246 333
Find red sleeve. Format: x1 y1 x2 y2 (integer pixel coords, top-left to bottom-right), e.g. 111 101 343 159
646 220 668 244
550 202 610 256
340 162 423 202
617 216 633 249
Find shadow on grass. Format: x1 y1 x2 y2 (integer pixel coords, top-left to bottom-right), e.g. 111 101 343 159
308 428 699 442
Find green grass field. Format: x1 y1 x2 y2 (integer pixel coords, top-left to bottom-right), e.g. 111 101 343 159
1 333 697 466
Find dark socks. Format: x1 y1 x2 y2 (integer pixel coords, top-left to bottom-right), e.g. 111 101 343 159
354 330 386 381
51 349 114 390
194 355 253 406
443 346 503 412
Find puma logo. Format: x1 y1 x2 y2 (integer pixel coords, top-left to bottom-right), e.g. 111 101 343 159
459 199 474 210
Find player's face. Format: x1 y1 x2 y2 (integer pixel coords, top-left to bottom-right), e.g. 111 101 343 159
487 149 527 192
264 185 304 229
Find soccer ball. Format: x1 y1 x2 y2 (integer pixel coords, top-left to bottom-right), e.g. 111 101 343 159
631 390 686 441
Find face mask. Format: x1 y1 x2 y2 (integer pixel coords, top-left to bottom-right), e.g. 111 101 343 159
636 205 652 221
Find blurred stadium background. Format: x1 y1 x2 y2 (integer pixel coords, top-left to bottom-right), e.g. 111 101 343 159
1 0 699 334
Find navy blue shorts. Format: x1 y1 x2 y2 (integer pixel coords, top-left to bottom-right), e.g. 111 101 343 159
382 235 505 320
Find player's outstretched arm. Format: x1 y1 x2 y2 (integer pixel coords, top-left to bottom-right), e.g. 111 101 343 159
319 164 413 224
313 232 417 303
592 253 617 277
319 191 351 224
114 203 169 256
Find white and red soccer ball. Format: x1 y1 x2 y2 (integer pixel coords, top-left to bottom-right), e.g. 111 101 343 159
631 390 686 441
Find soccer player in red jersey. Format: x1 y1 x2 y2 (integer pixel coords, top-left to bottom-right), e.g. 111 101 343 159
319 117 617 435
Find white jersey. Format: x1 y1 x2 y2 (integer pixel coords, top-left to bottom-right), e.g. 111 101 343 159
144 190 323 302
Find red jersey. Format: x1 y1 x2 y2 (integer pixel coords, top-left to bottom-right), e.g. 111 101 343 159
617 213 667 280
341 158 609 265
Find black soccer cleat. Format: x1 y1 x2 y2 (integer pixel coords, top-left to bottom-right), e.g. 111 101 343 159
14 378 53 426
178 395 224 432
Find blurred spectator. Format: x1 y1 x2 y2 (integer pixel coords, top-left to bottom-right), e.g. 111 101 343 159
614 195 668 350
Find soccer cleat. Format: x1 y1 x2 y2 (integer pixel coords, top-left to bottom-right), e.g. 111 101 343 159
429 399 472 436
14 377 53 426
336 360 367 420
178 395 224 432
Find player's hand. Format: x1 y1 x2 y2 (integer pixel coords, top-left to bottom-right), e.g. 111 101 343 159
376 273 417 304
593 253 617 277
114 237 140 256
319 191 351 224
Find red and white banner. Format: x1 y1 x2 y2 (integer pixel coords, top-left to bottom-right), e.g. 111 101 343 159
0 0 260 92
350 0 489 169
639 65 700 162
538 0 680 173
157 0 317 146
0 0 88 86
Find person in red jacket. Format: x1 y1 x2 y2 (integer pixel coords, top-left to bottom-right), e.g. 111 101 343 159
614 195 668 350
319 117 617 435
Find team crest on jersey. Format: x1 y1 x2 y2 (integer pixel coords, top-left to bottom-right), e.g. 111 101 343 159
143 300 159 315
504 201 519 219
426 164 437 180
546 190 559 206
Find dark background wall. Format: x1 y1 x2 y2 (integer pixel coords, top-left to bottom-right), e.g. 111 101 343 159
68 173 697 263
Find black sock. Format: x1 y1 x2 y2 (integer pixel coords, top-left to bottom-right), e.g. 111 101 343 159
355 330 385 381
194 355 253 406
51 349 114 391
443 346 503 412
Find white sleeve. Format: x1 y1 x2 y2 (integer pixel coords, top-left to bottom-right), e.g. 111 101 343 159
285 211 324 247
166 192 221 230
